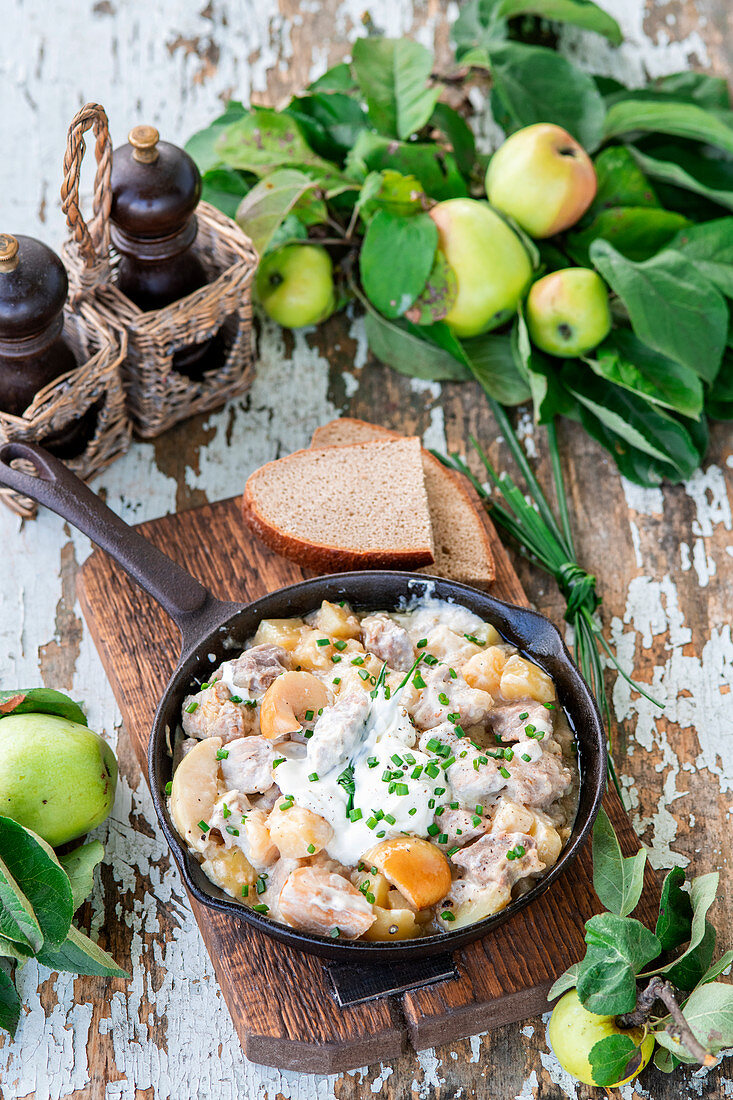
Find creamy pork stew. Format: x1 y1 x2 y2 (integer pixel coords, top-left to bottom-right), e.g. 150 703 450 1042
169 596 579 942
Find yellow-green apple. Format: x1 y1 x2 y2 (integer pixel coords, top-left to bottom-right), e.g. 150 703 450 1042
256 243 335 328
0 713 117 846
526 267 611 357
486 124 597 239
549 990 654 1087
429 198 533 337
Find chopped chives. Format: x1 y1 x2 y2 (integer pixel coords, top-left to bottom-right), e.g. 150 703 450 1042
351 656 365 665
408 807 417 816
441 756 455 770
499 766 510 779
425 763 439 778
242 885 249 897
305 709 314 721
185 701 198 713
521 753 531 762
394 783 409 796
358 669 370 681
316 638 330 647
447 712 460 723
252 903 269 914
391 753 403 766
427 823 440 836
464 633 485 646
367 756 379 768
404 753 416 765
426 737 441 753
222 802 231 819
329 927 340 938
447 845 460 856
472 815 482 827
308 772 319 782
200 682 210 690
366 816 378 830
198 820 209 832
333 639 347 651
428 798 435 809
515 844 525 857
449 668 457 679
437 833 448 845
376 830 386 838
225 826 240 836
450 801 459 810
349 807 363 822
331 654 342 663
382 769 392 782
544 702 556 709
384 812 396 824
243 699 256 708
366 892 375 904
413 672 426 689
537 731 545 740
441 910 456 921
435 787 446 796
273 757 286 768
307 843 315 853
279 800 293 811
333 677 341 685
411 765 423 779
216 748 229 760
164 781 172 796
256 877 266 894
475 805 484 815
435 806 445 817
417 638 428 648
519 712 529 720
371 866 378 875
504 748 514 761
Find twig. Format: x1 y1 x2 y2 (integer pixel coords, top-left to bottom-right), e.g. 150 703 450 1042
617 977 716 1067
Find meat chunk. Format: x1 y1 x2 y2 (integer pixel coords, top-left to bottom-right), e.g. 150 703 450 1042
209 792 279 871
436 807 489 848
278 866 375 938
361 613 415 671
410 666 493 731
451 831 544 890
307 691 370 775
418 724 507 804
502 752 571 809
214 644 291 697
489 700 554 743
422 625 481 669
182 681 253 742
220 736 276 794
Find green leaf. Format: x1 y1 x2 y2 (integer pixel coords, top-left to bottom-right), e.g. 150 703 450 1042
562 362 702 480
513 311 571 420
351 37 439 141
0 688 87 725
429 103 477 178
589 1033 645 1087
285 92 368 164
577 913 661 1015
494 0 622 43
587 329 704 420
451 0 507 62
654 981 733 1063
357 170 427 222
59 841 104 911
654 71 730 111
665 921 717 992
235 169 319 257
667 218 733 297
405 250 458 326
201 168 250 220
629 142 733 213
217 108 332 175
0 935 32 964
488 42 606 151
346 131 468 201
360 210 437 319
0 856 43 952
590 146 660 214
566 206 689 266
576 404 690 486
0 960 21 1038
307 63 355 93
0 818 73 950
547 962 580 1001
592 806 647 918
652 873 720 988
37 923 129 979
655 867 693 951
185 101 248 173
708 350 733 420
462 330 532 405
589 240 728 383
698 949 733 987
654 1046 681 1073
604 99 733 157
362 302 471 382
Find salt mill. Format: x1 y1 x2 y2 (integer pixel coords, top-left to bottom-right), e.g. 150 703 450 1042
0 234 96 457
110 125 220 377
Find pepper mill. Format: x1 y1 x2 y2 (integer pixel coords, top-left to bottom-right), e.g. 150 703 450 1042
110 125 220 378
0 234 97 458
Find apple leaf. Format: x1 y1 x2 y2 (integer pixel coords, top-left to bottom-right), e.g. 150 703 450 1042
708 352 733 420
201 169 250 221
591 146 661 213
655 867 693 951
589 240 728 383
405 250 458 326
352 37 439 141
654 981 733 1063
547 962 580 1002
586 330 704 420
697 949 733 987
512 312 573 421
429 103 476 178
235 169 321 257
604 99 733 157
360 210 438 319
576 914 661 1015
654 1046 681 1073
0 935 33 965
574 404 688 487
0 817 73 951
0 960 21 1038
654 71 730 111
589 1033 644 1087
487 42 606 151
345 131 468 201
217 108 331 175
361 297 470 382
667 217 733 298
284 92 368 164
37 923 129 980
185 101 248 174
357 170 427 223
629 142 733 213
494 0 621 44
307 62 355 93
592 806 647 918
59 841 105 912
566 207 689 266
647 873 720 988
0 855 43 952
461 329 532 406
0 688 87 725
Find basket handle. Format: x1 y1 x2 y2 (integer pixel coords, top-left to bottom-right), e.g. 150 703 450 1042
61 102 113 270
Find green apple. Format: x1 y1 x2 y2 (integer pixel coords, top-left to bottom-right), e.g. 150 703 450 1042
429 198 533 338
0 713 117 847
486 123 597 239
549 989 654 1087
255 243 336 329
526 267 611 357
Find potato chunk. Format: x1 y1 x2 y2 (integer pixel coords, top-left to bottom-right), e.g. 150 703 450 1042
463 646 508 695
267 802 333 858
313 600 361 640
252 618 305 652
361 905 419 941
365 837 452 910
500 654 556 704
201 847 257 898
352 868 390 908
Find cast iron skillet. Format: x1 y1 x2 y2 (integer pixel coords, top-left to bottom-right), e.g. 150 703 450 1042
0 441 606 965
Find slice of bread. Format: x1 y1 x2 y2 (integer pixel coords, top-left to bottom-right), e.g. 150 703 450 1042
311 418 496 587
242 436 435 572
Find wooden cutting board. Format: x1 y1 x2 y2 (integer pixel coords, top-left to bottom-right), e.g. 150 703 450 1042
77 493 659 1073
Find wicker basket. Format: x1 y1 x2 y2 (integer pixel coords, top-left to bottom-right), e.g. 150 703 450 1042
0 301 129 518
61 103 258 440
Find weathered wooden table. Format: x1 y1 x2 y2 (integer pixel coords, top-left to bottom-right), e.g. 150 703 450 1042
1 1 732 1097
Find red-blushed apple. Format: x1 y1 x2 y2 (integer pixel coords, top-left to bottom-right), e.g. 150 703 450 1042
486 124 597 239
256 243 336 328
429 198 533 338
549 990 654 1087
526 267 611 357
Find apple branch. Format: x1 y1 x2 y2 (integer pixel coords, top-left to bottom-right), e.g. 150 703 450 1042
616 977 716 1067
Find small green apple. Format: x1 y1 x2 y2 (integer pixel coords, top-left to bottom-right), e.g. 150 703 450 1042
549 989 654 1087
526 267 611 357
429 198 533 338
0 713 117 847
486 123 597 239
255 243 336 329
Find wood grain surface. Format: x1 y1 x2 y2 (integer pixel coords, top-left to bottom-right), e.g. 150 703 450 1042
76 492 659 1072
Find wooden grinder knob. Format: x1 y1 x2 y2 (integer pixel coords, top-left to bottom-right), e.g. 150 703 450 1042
129 125 160 164
0 235 20 273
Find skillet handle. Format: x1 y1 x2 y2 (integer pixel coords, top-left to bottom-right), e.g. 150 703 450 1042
0 442 236 651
